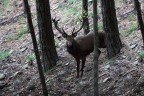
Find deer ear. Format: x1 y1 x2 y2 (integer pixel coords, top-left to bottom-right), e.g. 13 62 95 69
72 32 77 37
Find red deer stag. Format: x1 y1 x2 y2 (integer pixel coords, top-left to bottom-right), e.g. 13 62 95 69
52 18 106 78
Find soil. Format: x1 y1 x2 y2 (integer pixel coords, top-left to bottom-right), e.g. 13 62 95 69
0 0 144 96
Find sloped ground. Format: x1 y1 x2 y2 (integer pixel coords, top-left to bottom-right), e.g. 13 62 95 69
0 0 144 96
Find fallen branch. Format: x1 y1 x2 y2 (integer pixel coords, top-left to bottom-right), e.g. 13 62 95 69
0 12 24 26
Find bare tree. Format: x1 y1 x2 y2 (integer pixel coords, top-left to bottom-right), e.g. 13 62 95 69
101 0 122 59
82 0 90 35
36 0 58 71
23 0 48 95
93 0 99 95
134 0 144 45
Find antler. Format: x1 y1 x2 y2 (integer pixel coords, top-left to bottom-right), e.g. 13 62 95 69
72 19 85 34
52 17 84 37
71 28 75 33
52 18 67 36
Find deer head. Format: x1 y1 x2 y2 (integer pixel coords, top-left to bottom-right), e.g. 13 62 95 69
52 18 84 44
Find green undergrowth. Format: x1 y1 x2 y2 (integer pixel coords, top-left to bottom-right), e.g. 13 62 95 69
5 25 28 41
3 0 10 8
0 0 10 15
137 51 144 58
121 22 138 37
26 53 35 62
0 49 10 60
57 0 82 23
18 16 26 24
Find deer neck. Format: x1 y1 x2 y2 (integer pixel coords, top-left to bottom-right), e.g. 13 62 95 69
66 40 80 56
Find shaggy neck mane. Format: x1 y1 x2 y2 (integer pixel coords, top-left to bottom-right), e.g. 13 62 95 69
66 40 80 56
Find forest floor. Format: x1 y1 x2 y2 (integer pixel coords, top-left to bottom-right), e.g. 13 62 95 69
1 0 144 96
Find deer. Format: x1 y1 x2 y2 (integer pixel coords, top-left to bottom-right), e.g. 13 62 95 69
52 18 106 78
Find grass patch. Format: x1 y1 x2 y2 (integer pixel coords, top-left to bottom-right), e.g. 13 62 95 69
137 51 144 58
5 25 28 41
124 22 138 36
115 0 123 8
0 0 10 14
18 16 26 24
57 1 67 9
3 0 10 8
64 4 81 19
128 22 138 32
26 53 35 62
127 14 136 21
66 7 78 16
60 1 82 23
0 50 10 60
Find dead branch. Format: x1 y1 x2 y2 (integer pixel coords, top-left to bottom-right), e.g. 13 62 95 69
0 12 24 26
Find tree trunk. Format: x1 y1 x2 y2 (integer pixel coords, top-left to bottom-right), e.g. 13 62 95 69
101 0 122 59
23 0 48 95
82 0 90 35
134 0 144 45
36 0 58 71
93 0 99 95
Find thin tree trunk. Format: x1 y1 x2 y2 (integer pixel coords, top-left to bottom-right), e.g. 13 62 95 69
23 0 48 95
93 0 99 95
82 0 90 35
134 0 144 45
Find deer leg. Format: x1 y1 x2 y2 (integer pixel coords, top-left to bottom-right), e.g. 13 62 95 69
76 58 80 78
80 57 86 77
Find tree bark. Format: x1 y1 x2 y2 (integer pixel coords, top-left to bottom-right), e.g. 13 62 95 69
93 0 99 95
23 0 48 95
101 0 122 59
82 0 90 35
36 0 58 71
134 0 144 45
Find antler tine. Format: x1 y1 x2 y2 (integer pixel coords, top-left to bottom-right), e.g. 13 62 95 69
61 27 67 34
73 20 85 34
61 27 68 36
72 28 76 33
52 18 64 34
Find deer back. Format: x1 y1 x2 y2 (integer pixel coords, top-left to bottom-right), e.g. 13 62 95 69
75 32 94 53
75 32 106 52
